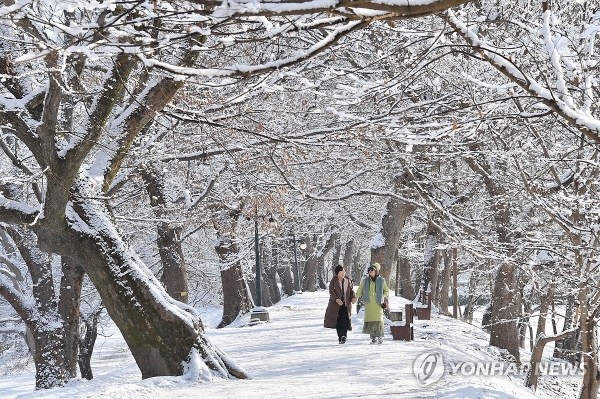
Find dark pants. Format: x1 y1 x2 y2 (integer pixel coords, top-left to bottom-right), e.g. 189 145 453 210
336 304 350 339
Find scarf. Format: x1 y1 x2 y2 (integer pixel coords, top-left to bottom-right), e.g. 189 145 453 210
361 275 384 304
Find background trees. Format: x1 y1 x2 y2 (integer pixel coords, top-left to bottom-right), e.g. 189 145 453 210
2 0 600 397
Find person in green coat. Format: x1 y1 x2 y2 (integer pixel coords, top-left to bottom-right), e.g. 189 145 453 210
356 262 389 344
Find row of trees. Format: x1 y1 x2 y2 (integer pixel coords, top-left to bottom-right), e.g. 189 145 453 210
1 0 600 398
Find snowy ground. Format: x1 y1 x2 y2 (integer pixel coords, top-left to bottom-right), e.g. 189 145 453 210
0 292 581 398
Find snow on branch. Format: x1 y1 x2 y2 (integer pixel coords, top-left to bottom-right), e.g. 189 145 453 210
137 19 367 78
0 196 39 225
444 10 600 142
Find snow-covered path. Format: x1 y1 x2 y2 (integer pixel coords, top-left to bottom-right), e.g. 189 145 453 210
1 291 577 398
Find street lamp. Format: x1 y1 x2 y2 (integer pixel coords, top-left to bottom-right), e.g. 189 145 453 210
292 234 306 293
250 215 275 323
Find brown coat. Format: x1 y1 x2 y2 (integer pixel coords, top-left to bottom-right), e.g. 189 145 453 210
324 276 355 329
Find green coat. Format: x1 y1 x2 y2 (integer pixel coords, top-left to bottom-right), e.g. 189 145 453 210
356 276 389 322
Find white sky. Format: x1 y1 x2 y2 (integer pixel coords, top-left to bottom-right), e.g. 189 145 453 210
0 291 581 398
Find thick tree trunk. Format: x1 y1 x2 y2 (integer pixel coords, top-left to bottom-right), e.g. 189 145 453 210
157 222 189 304
218 264 252 328
213 208 252 328
465 147 520 362
139 164 189 304
398 256 415 300
370 173 418 280
276 239 294 297
302 236 318 292
489 262 520 363
352 251 362 285
58 257 85 378
35 186 246 380
5 226 67 389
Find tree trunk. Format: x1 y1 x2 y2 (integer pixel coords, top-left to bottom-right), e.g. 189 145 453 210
139 164 189 304
276 238 295 296
78 305 103 380
58 257 85 378
452 248 459 318
554 293 578 361
419 219 441 304
36 185 246 380
277 263 295 297
266 241 281 305
213 208 252 328
352 251 362 285
536 280 557 338
343 240 354 278
465 144 520 362
370 173 418 281
489 262 520 363
331 232 341 271
157 222 189 304
218 264 252 328
526 328 578 390
5 226 67 389
398 256 415 300
519 290 532 350
579 305 599 399
439 249 451 315
302 236 318 292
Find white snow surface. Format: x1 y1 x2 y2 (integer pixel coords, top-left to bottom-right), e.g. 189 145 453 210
0 291 580 398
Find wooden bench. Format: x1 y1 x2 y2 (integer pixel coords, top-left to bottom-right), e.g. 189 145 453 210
390 303 414 341
415 290 431 320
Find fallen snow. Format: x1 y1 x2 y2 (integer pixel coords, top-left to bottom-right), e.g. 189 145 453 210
0 291 580 398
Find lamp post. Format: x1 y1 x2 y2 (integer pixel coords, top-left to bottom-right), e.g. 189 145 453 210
251 215 275 322
254 219 262 307
292 234 304 293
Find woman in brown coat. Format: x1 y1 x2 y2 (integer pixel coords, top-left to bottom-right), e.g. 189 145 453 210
324 265 357 344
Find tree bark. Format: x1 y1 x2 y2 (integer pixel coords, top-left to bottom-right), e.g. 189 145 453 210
4 226 67 389
343 240 354 278
489 262 520 362
157 222 189 304
213 208 252 328
398 256 415 300
58 257 85 378
464 146 521 362
578 283 600 399
370 173 418 281
554 293 578 361
78 305 103 380
419 219 441 304
34 183 247 380
439 249 451 315
302 236 318 292
526 328 578 390
139 164 189 304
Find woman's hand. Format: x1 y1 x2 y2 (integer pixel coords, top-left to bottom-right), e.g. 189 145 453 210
351 297 357 304
336 298 343 306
